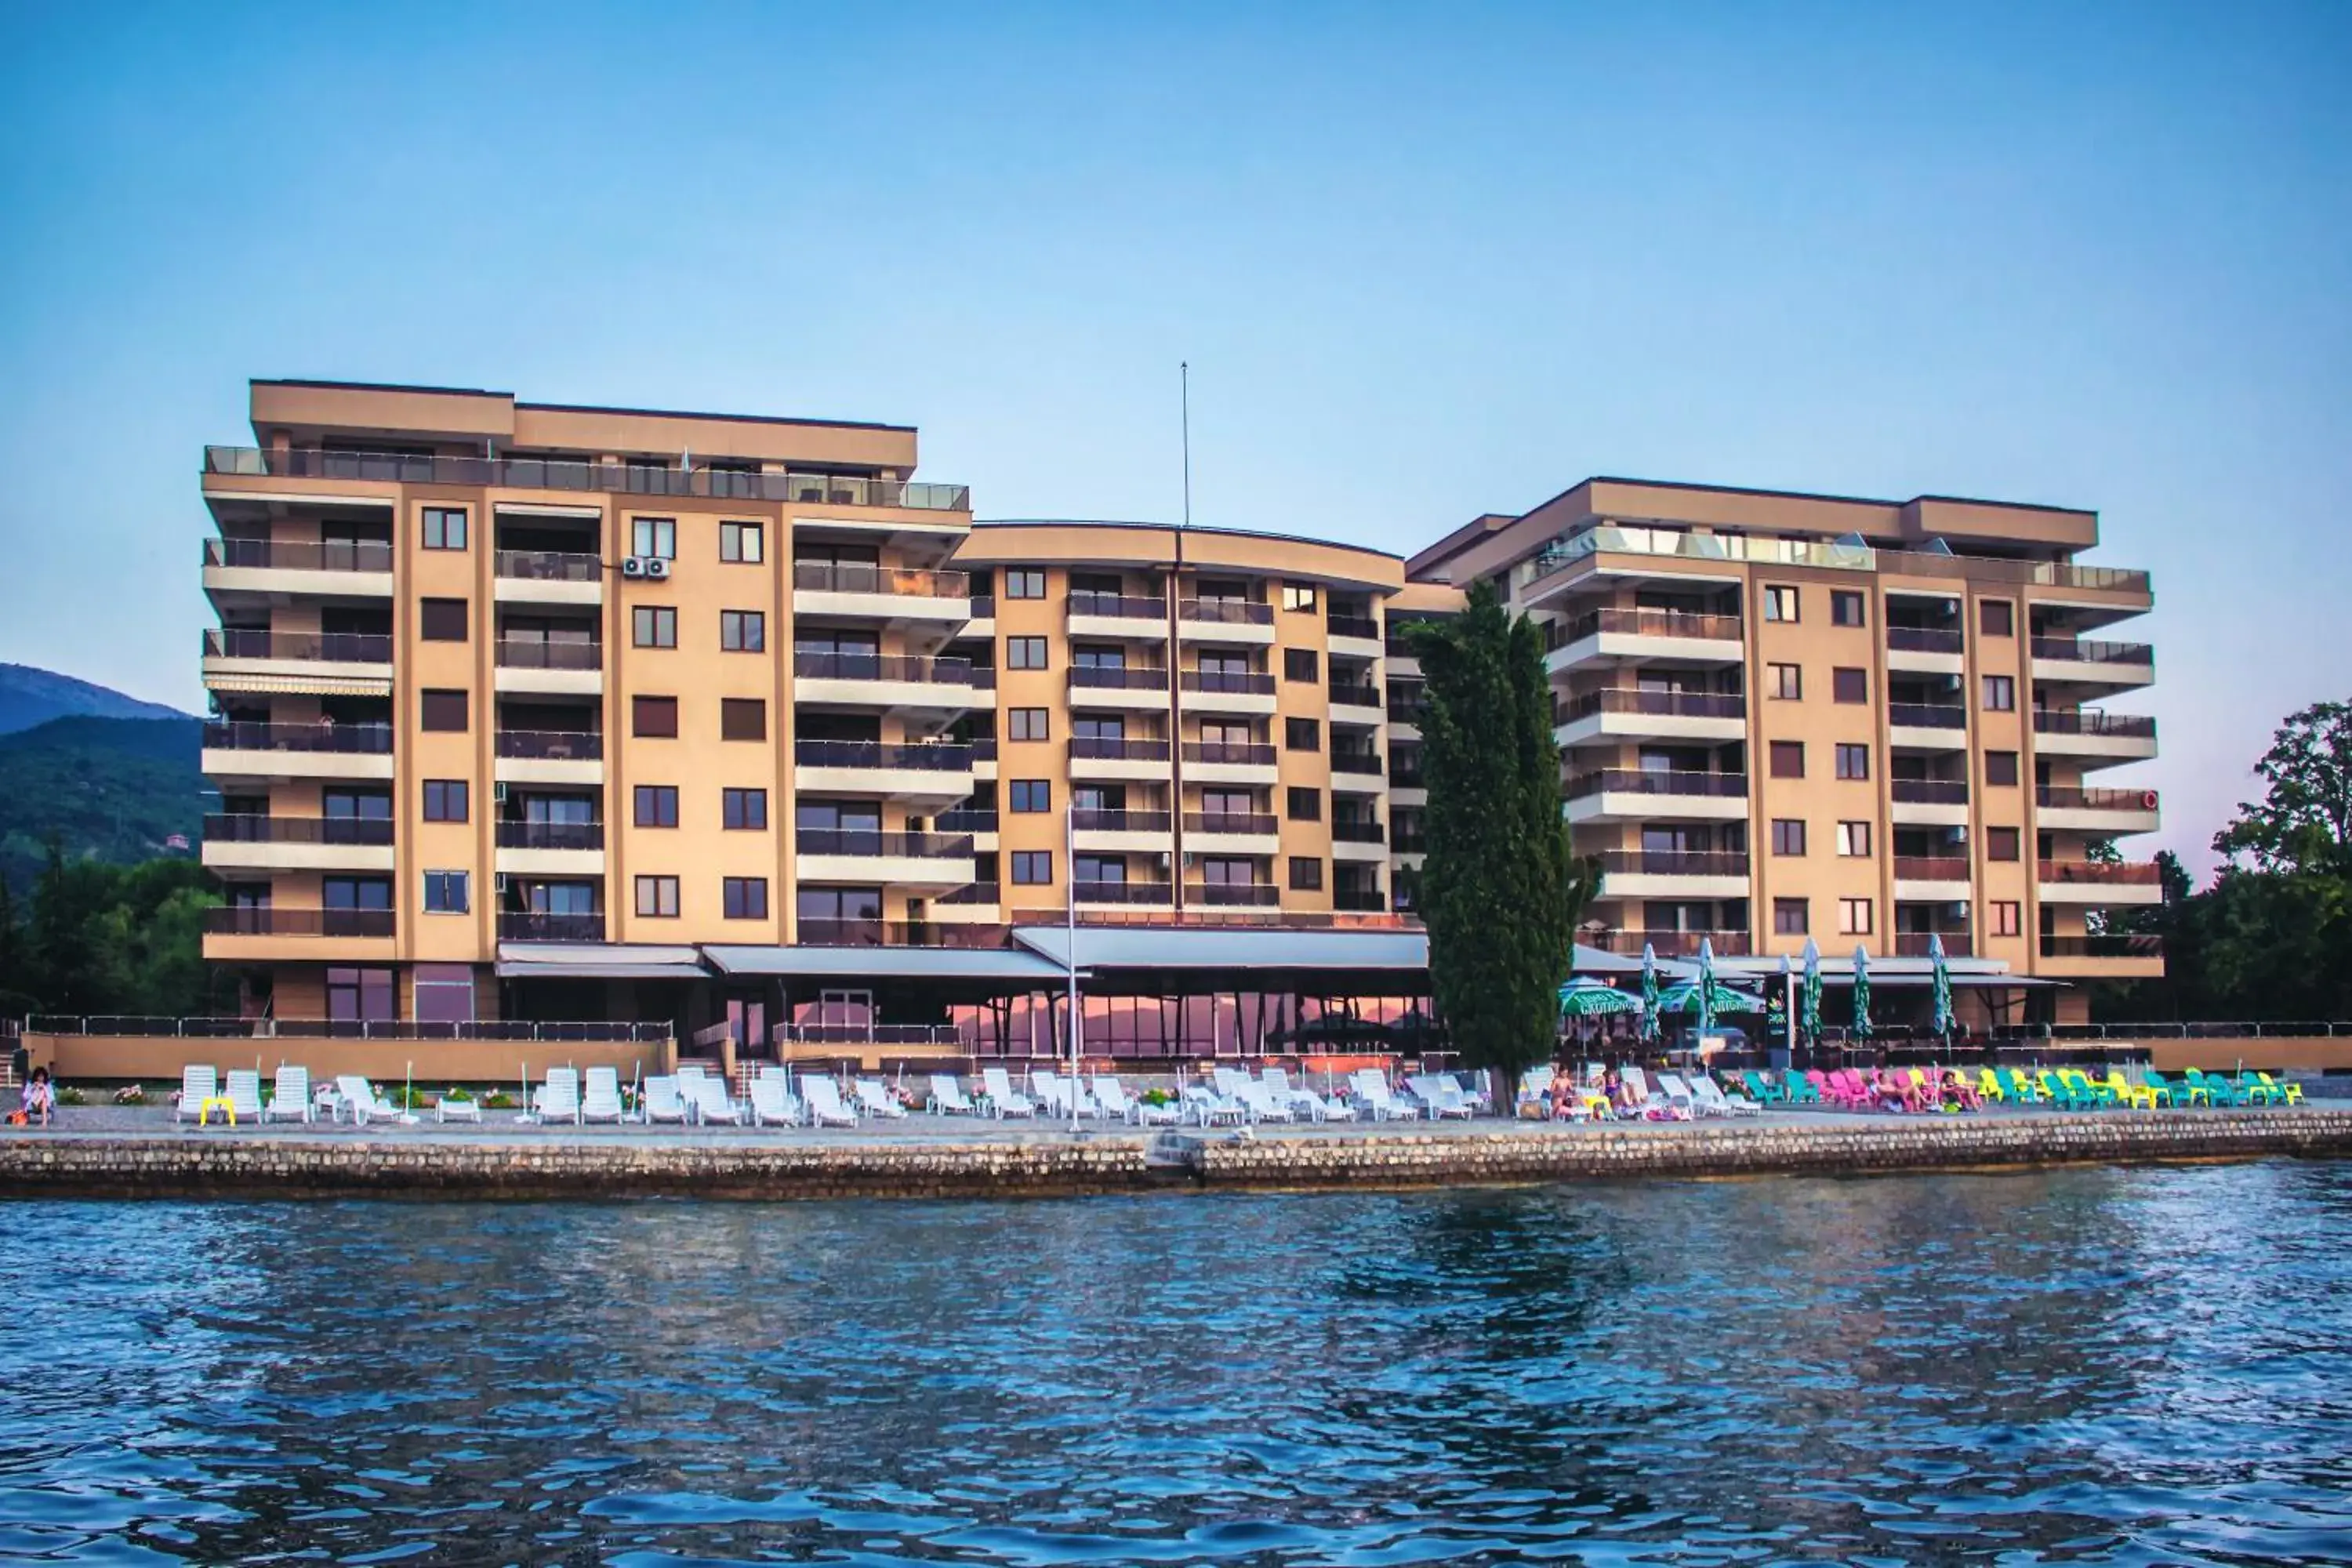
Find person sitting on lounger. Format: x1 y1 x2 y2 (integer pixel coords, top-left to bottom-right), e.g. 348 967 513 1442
1548 1071 1577 1122
20 1067 54 1128
1605 1066 1639 1116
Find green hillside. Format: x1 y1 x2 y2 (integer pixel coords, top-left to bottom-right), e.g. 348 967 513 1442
0 716 205 892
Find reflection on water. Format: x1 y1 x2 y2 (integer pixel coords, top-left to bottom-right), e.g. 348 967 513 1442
2 1163 2347 1565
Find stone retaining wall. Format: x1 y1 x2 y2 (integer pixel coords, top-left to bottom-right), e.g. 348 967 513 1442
3 1112 2347 1200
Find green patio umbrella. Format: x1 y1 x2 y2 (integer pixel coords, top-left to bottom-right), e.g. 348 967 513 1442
1929 932 1955 1047
1558 976 1639 1017
1639 942 1662 1044
1801 938 1823 1048
1851 944 1874 1042
1697 937 1718 1036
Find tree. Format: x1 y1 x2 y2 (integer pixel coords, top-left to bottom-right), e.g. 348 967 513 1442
1407 582 1597 1080
2212 700 2352 875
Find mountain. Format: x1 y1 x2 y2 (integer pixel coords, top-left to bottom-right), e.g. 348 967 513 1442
0 663 190 735
0 716 205 892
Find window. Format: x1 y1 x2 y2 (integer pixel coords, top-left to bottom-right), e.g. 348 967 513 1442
325 966 397 1022
634 786 679 828
1004 569 1047 599
631 517 677 560
1769 740 1805 779
633 605 677 648
723 788 768 830
423 870 469 914
719 521 764 563
723 877 769 920
1009 780 1051 814
1838 820 1872 857
1771 818 1806 856
413 963 475 1025
1010 850 1052 884
1763 586 1799 622
423 780 469 822
1283 648 1319 683
720 699 766 742
1986 826 2022 862
1006 636 1048 670
1838 897 1874 935
1831 590 1866 628
1773 898 1809 935
1009 708 1050 742
420 689 468 732
1986 750 2020 786
1289 856 1324 891
421 507 467 551
634 875 681 917
1835 743 1870 781
419 597 468 641
1768 662 1802 700
1980 599 2014 637
1832 667 1867 704
720 610 765 652
1285 717 1321 752
1281 582 1318 612
1981 675 2016 712
1287 786 1322 822
633 695 678 737
1990 899 2023 937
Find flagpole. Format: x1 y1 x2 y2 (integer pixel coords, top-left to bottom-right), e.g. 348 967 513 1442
1066 797 1081 1132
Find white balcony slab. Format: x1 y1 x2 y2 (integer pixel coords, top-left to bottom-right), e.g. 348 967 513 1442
793 764 975 808
1889 798 1971 828
1178 687 1277 717
1889 723 1969 752
202 747 395 782
1893 877 1973 902
1554 710 1747 750
792 587 973 629
1331 837 1389 863
2034 729 2159 762
2036 804 2161 835
495 846 608 877
1175 619 1276 646
1545 630 1745 674
204 564 396 602
494 576 603 607
1328 633 1383 662
2036 878 2164 906
1885 648 1965 676
1069 613 1169 641
202 840 396 873
1073 826 1178 855
493 666 603 697
1595 871 1749 900
493 756 604 787
793 675 986 713
795 853 971 891
1564 789 1749 825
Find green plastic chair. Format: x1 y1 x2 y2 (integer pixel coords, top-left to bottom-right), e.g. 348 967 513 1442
2184 1068 2241 1106
1783 1072 1823 1105
2003 1067 2042 1104
2140 1069 2183 1107
2064 1069 2118 1108
1742 1069 1785 1104
2234 1072 2282 1105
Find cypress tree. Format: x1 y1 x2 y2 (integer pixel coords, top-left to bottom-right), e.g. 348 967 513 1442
1407 582 1595 1081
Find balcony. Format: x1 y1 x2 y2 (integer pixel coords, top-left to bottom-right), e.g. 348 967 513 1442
1069 735 1174 781
1327 613 1382 650
499 911 608 943
494 550 604 606
793 651 986 715
1595 848 1749 898
204 536 394 601
205 445 969 512
792 561 975 635
494 819 606 874
1331 818 1387 861
495 637 603 696
1519 523 2150 603
1888 702 1968 749
1885 624 1965 673
1068 592 1171 641
1892 932 1974 959
793 920 1012 949
1181 739 1278 784
2033 708 2158 762
931 881 1004 922
494 728 603 786
201 813 395 873
1587 929 1754 959
1332 887 1388 913
1189 883 1280 908
793 828 974 890
495 821 605 851
2038 858 2165 905
1392 831 1427 855
793 739 976 808
1544 608 1745 674
1180 669 1277 716
1554 687 1747 749
1073 808 1175 851
203 907 397 955
202 630 394 693
2038 931 2165 977
1185 811 1280 852
1563 768 1748 824
1177 598 1276 645
1074 880 1176 906
1330 751 1385 777
2036 784 2161 834
1890 776 1971 826
1327 681 1385 719
2031 637 2155 691
201 720 394 782
1892 855 1972 898
934 808 998 836
1068 665 1172 711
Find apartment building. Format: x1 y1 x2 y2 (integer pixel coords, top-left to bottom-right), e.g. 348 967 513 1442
1404 478 2161 1025
198 380 1410 1040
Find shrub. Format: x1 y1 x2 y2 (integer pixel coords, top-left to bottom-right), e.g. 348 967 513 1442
57 1086 88 1106
113 1083 147 1105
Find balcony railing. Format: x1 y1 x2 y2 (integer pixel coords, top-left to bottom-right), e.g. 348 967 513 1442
1331 819 1386 844
793 920 1011 949
1183 741 1276 768
1521 522 2151 598
2034 709 2158 739
1185 811 1277 837
1327 613 1381 641
1178 598 1274 626
938 881 1002 906
1069 666 1171 691
495 730 603 760
791 561 972 598
1886 626 1965 654
1327 681 1383 709
2038 785 2160 812
1075 809 1173 833
205 907 396 938
27 1015 666 1042
1392 832 1427 854
1559 688 1746 723
205 446 969 511
1075 880 1175 905
1893 932 1974 958
1387 696 1425 724
1888 702 1966 730
1069 592 1166 620
495 821 605 851
2040 934 2164 959
794 739 975 772
205 537 392 573
1330 753 1385 776
1391 767 1425 791
1892 856 1970 882
1181 670 1276 696
495 638 603 670
1332 887 1388 912
494 549 602 583
1588 929 1753 958
793 652 976 685
1561 608 1744 644
203 720 394 755
1073 736 1172 763
205 629 393 663
500 911 607 942
794 829 973 859
1597 850 1748 878
933 808 999 834
2038 859 2164 886
1565 769 1746 800
1189 883 1280 907
1891 779 1969 804
204 814 394 846
2030 637 2155 666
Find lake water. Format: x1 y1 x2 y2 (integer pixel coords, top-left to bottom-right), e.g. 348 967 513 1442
2 1163 2348 1566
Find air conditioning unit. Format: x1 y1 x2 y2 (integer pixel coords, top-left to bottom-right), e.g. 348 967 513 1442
643 557 671 580
620 557 647 579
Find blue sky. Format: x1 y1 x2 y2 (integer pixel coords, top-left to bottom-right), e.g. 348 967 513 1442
2 2 2346 877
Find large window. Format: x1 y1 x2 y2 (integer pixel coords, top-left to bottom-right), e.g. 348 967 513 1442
720 610 764 652
1838 898 1874 936
1768 663 1802 700
1838 820 1872 858
1769 740 1805 779
631 517 677 559
720 698 767 741
1010 850 1052 884
1009 780 1051 813
420 689 468 732
1986 750 2020 786
1832 667 1867 703
1990 899 2023 936
1835 743 1870 781
1281 582 1317 612
634 875 681 917
634 786 679 828
1830 590 1865 628
423 779 469 822
633 695 678 737
1004 569 1047 599
633 606 677 648
1283 648 1319 683
1005 636 1048 670
723 877 769 920
1980 599 2014 637
420 597 468 641
1770 818 1806 856
1986 826 2022 861
1981 675 2016 711
1289 856 1323 891
1009 708 1050 742
421 507 466 551
1285 717 1320 753
719 521 764 563
423 870 469 914
723 788 767 830
1287 786 1322 822
1773 898 1809 935
326 965 397 1022
1762 586 1799 622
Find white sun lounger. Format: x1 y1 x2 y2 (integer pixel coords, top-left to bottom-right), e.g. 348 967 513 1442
687 1075 742 1124
1655 1072 1709 1117
335 1075 408 1127
1621 1065 1688 1121
1690 1074 1760 1116
1029 1069 1078 1117
1350 1069 1421 1121
222 1069 265 1123
801 1076 858 1128
1408 1073 1474 1120
535 1068 582 1125
1182 1083 1249 1127
747 1075 800 1127
928 1073 979 1115
1233 1077 1296 1123
176 1065 217 1123
1094 1076 1179 1127
982 1067 1036 1118
266 1065 313 1123
642 1076 691 1124
853 1078 909 1119
581 1066 627 1124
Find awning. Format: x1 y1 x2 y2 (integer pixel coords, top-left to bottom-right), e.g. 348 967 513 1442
1011 924 1428 974
204 673 394 697
701 944 1073 982
494 942 708 981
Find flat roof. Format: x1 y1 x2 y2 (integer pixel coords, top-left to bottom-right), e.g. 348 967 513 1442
251 378 916 434
973 518 1405 564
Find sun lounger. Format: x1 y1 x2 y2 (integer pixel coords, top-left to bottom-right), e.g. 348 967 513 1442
748 1075 800 1127
534 1067 582 1125
222 1069 264 1123
2234 1071 2283 1105
1260 1067 1328 1120
1234 1078 1297 1123
687 1075 743 1125
335 1076 407 1127
1408 1073 1475 1120
1349 1069 1420 1121
1029 1069 1076 1118
1693 1075 1759 1116
1654 1071 1707 1117
853 1078 909 1119
579 1066 626 1123
265 1065 312 1123
1094 1076 1179 1127
1778 1070 1821 1106
176 1065 216 1123
2101 1069 2156 1109
642 1076 692 1124
980 1068 1036 1118
928 1073 979 1115
1181 1083 1249 1127
1738 1069 1783 1105
800 1077 858 1128
1621 1065 1688 1121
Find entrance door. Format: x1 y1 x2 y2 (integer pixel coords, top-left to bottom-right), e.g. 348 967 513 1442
816 989 874 1038
727 997 769 1058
